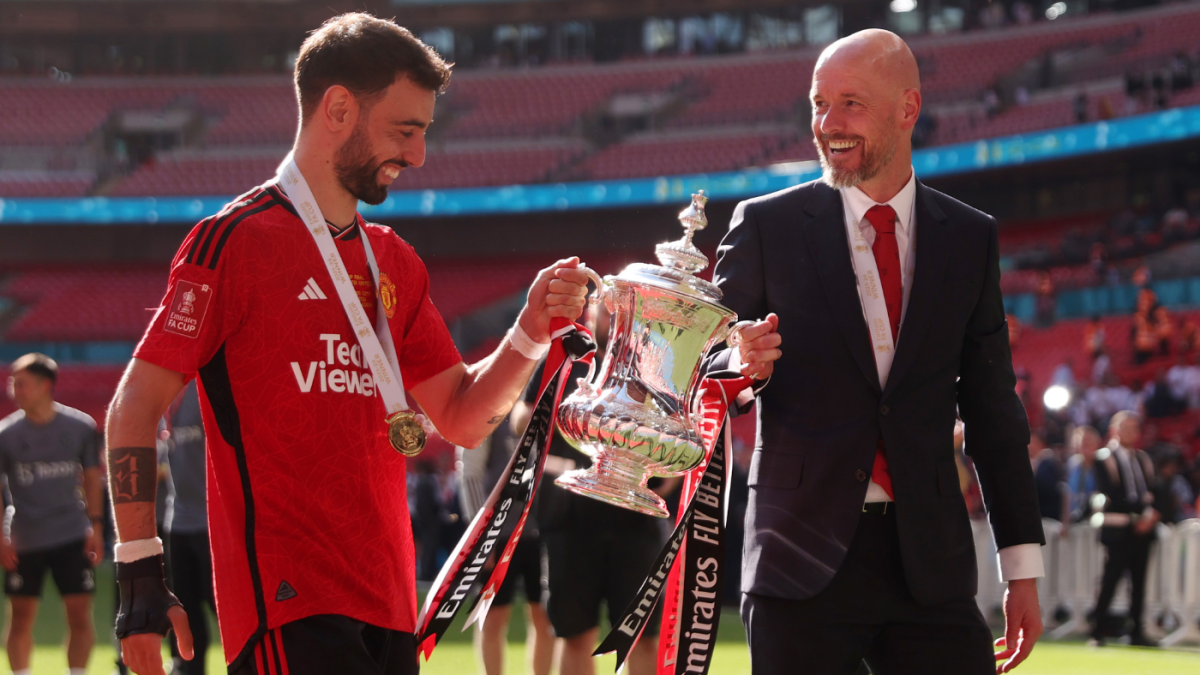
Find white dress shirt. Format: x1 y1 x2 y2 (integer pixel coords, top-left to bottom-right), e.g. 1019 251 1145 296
839 169 1044 582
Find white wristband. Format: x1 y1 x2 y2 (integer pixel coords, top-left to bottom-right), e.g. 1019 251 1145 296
509 323 551 361
114 537 164 563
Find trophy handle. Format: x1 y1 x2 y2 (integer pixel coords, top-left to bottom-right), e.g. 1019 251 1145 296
726 319 755 346
577 265 607 306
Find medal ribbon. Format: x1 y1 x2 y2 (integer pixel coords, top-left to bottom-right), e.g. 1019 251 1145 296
278 156 412 417
416 320 596 660
845 212 896 387
594 372 752 675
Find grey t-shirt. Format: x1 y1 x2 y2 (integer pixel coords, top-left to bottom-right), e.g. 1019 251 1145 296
0 404 99 553
165 382 207 534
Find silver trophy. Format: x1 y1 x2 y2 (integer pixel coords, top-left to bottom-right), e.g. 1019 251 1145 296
558 191 738 517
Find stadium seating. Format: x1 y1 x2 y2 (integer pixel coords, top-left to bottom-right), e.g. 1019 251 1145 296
1 265 167 342
0 255 592 344
931 85 1133 147
191 82 298 147
108 140 587 196
0 82 177 146
390 140 587 191
4 3 1200 198
428 250 631 324
573 129 794 181
666 58 815 128
1000 265 1104 296
758 136 819 165
0 172 95 198
443 67 688 139
425 257 544 324
995 211 1110 255
1011 311 1200 394
109 154 284 197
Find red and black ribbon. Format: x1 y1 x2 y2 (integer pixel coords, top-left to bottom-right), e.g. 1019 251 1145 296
416 320 595 660
595 372 752 675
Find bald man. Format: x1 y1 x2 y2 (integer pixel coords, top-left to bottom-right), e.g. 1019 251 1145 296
709 30 1045 674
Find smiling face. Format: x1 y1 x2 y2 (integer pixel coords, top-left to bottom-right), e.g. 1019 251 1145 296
334 76 435 206
809 30 920 194
810 70 900 190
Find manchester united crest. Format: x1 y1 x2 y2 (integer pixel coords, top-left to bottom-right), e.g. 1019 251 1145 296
379 272 397 319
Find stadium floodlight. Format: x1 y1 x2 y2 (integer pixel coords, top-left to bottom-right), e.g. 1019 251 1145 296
1046 2 1068 19
890 0 917 13
1043 385 1071 411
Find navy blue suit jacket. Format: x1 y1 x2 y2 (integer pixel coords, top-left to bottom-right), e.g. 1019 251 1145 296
710 179 1044 605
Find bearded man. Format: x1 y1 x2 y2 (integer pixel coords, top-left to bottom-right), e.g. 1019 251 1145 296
104 14 589 675
708 29 1046 674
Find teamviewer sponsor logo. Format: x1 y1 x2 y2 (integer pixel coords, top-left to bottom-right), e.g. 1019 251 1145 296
298 277 328 301
290 334 377 397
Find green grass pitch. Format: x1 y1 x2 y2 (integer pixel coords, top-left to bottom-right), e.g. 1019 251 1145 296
3 563 1196 674
10 641 1200 675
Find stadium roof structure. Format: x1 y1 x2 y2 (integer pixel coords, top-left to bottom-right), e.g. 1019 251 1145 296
2 104 1198 225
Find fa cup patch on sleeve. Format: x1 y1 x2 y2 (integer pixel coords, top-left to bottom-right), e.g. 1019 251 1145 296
164 280 213 338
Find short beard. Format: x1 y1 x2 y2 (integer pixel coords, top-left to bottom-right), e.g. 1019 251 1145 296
333 119 402 206
815 124 899 190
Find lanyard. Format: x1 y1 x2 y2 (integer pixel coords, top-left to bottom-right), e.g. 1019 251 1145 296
845 215 896 387
278 156 411 416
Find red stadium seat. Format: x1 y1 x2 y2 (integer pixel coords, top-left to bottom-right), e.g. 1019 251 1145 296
0 172 94 198
1 265 167 341
574 130 794 181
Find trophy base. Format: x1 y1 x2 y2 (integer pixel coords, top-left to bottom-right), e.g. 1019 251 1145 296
555 452 668 518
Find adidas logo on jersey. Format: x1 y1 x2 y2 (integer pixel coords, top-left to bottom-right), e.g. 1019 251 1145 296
298 278 327 300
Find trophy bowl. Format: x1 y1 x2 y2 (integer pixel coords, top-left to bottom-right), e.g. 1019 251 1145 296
556 192 737 517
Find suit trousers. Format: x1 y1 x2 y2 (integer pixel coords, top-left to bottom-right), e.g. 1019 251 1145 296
740 508 994 675
1093 528 1154 636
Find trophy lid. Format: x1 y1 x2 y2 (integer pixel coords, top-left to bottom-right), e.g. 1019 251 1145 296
611 191 724 305
655 192 709 274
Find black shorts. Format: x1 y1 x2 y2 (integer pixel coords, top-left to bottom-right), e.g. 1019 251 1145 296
5 538 95 598
494 533 544 607
230 615 418 675
543 527 663 639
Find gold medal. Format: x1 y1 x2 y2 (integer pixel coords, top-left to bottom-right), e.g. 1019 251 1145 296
387 411 427 457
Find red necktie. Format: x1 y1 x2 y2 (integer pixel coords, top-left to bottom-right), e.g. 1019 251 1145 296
865 204 901 500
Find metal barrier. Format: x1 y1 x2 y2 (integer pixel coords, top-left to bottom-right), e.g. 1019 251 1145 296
972 518 1200 644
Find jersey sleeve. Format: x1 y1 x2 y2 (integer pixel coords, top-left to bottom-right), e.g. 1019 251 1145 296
388 238 462 388
134 211 252 376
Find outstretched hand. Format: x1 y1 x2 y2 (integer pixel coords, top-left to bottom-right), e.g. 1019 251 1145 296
730 313 781 381
994 578 1042 673
122 605 193 675
519 257 590 343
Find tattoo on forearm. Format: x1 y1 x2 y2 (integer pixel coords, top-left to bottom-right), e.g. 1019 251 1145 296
487 414 506 425
108 446 158 504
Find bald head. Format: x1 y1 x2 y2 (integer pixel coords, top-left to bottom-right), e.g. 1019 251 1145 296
809 29 922 199
816 29 920 94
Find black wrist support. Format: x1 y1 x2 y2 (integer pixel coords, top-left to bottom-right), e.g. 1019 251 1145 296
114 554 182 640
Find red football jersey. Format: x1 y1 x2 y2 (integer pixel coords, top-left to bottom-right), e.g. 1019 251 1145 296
135 184 462 667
